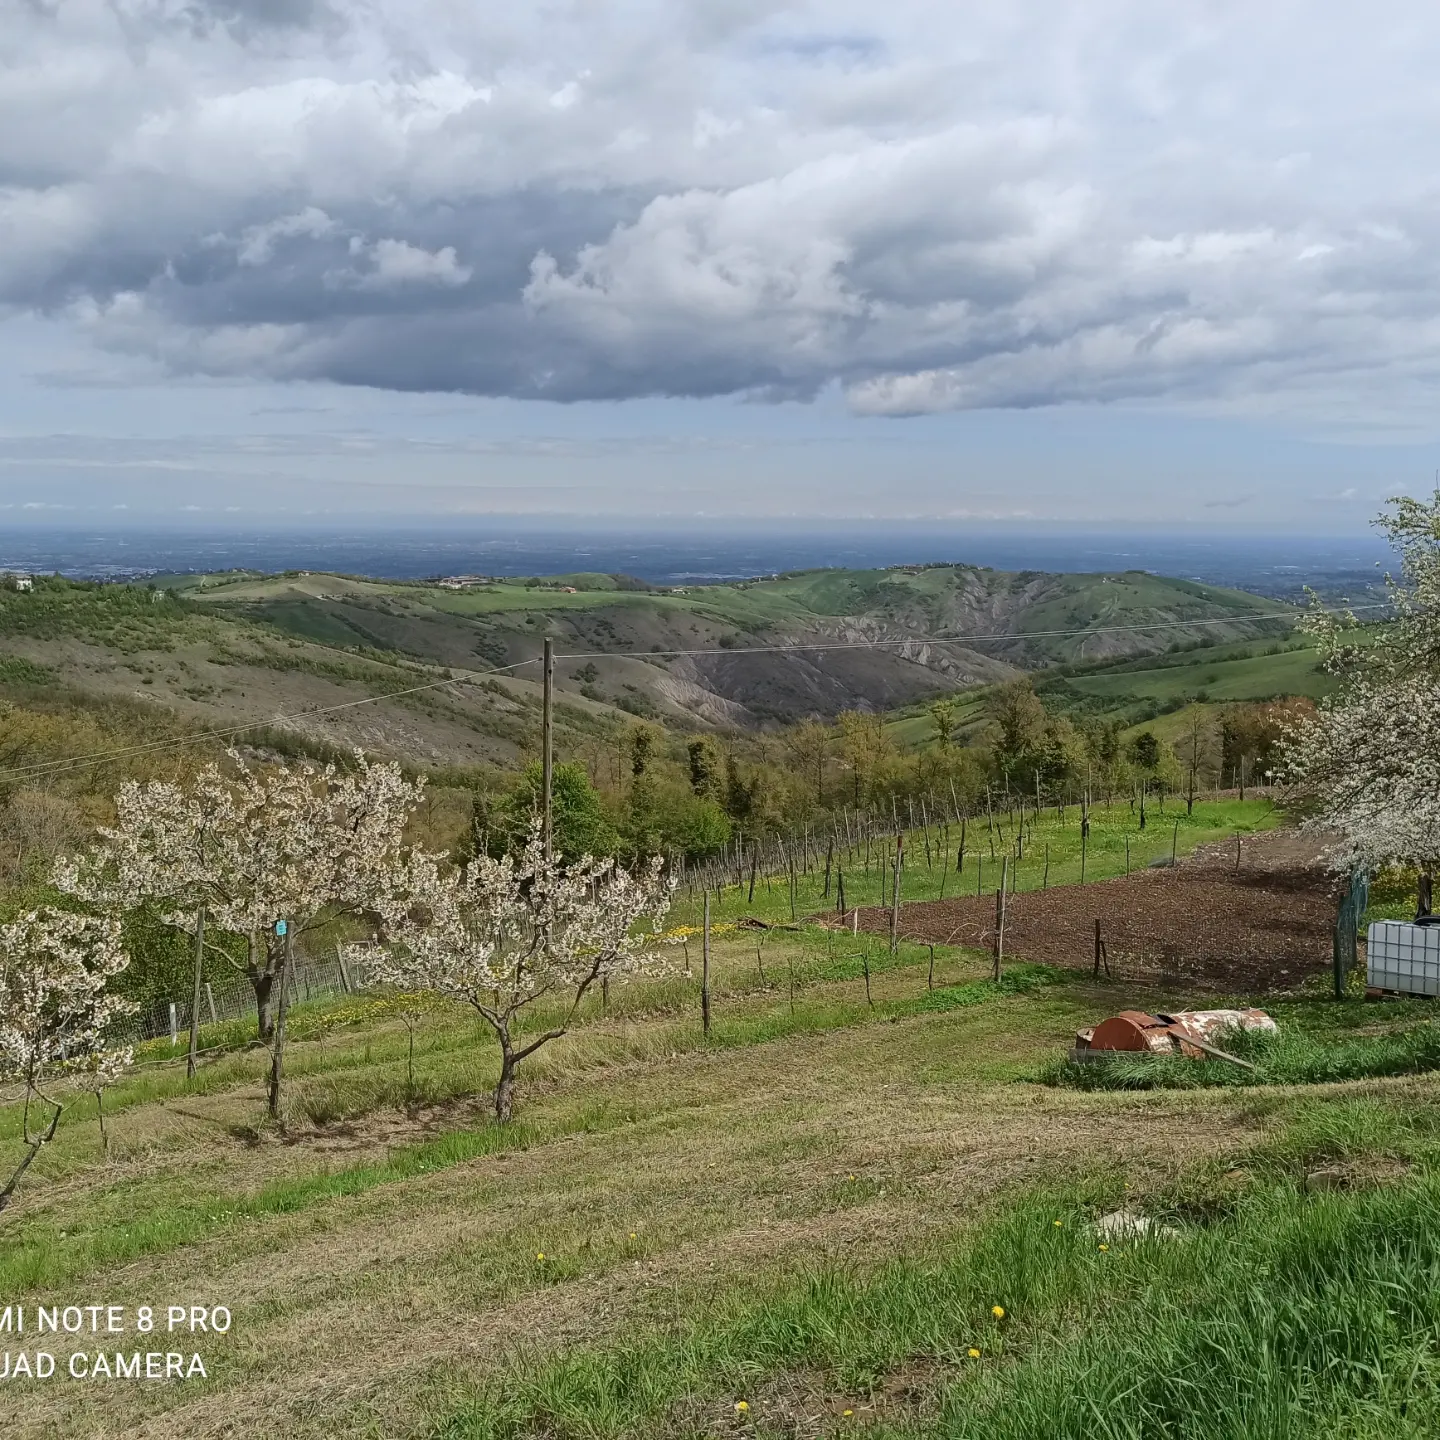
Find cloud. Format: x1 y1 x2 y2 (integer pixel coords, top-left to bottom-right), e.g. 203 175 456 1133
6 2 1440 421
348 239 472 290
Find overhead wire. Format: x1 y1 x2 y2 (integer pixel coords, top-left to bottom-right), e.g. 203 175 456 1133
0 659 535 783
0 597 1388 785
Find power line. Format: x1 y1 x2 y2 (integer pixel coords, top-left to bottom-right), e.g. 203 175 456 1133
0 598 1385 785
552 605 1379 661
0 660 534 783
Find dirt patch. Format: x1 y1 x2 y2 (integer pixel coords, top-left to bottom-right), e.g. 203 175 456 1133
844 829 1342 993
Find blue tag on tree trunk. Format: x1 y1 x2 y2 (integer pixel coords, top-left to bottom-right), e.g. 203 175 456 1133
275 920 287 936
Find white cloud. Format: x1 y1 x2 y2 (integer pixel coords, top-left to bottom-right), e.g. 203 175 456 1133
3 1 1440 423
356 239 472 289
236 207 336 265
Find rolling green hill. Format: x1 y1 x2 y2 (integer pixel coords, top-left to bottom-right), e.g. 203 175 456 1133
161 563 1295 729
0 564 1302 779
883 634 1331 750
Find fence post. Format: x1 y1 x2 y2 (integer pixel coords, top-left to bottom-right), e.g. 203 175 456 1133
168 1003 178 1046
204 982 218 1025
701 892 712 1038
889 833 904 955
993 857 1008 981
1334 872 1368 999
336 944 352 995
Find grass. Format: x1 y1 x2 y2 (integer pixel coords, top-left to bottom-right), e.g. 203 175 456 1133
1046 1017 1440 1090
679 795 1279 930
5 833 1433 1440
0 937 1058 1295
1059 640 1332 705
434 1115 1440 1439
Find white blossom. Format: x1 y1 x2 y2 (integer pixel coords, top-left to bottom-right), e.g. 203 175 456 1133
0 908 133 1212
372 825 674 1120
55 747 430 1119
1285 492 1440 887
57 748 427 1031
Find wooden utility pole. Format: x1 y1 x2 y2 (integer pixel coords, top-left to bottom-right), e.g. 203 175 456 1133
701 892 712 1038
542 637 555 861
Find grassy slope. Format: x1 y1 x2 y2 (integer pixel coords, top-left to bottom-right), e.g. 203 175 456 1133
169 565 1296 726
0 566 1301 757
197 566 1289 649
0 580 636 769
6 800 1423 1440
886 636 1329 751
1060 642 1332 704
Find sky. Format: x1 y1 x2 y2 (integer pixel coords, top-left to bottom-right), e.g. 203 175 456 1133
4 1 1440 529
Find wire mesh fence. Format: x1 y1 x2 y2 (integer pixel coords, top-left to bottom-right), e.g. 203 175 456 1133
115 945 379 1047
1333 870 1370 998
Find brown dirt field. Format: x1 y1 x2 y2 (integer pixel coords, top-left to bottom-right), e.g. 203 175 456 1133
847 829 1343 993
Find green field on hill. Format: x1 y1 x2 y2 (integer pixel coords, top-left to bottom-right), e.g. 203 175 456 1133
8 808 1440 1440
677 797 1279 931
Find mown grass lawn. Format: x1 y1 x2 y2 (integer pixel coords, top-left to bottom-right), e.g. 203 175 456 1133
3 843 1437 1439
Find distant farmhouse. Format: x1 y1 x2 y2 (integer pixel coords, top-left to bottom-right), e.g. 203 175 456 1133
437 575 495 590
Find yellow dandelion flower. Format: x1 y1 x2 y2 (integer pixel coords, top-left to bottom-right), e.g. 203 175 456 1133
843 1409 854 1417
536 1251 545 1261
735 1400 749 1413
992 1305 1005 1319
1099 1243 1110 1252
1053 1219 1063 1227
968 1348 981 1359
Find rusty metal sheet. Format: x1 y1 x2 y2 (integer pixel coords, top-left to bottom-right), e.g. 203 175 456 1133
1076 1007 1275 1060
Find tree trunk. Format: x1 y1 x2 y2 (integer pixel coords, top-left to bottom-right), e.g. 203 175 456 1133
0 1093 61 1214
1419 871 1434 921
254 970 277 1043
495 1049 517 1123
247 931 280 1043
266 926 294 1121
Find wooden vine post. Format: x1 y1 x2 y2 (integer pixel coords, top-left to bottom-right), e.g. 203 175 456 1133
889 832 904 955
992 856 1008 981
701 892 712 1039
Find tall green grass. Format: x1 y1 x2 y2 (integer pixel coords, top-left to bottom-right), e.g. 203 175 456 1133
434 1169 1440 1439
1046 1020 1440 1091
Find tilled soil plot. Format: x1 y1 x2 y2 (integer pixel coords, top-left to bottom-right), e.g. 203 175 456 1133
840 829 1343 992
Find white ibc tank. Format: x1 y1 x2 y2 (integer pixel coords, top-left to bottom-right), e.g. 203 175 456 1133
1367 920 1440 996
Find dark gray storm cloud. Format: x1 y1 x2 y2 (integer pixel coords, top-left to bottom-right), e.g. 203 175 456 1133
7 1 1440 419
